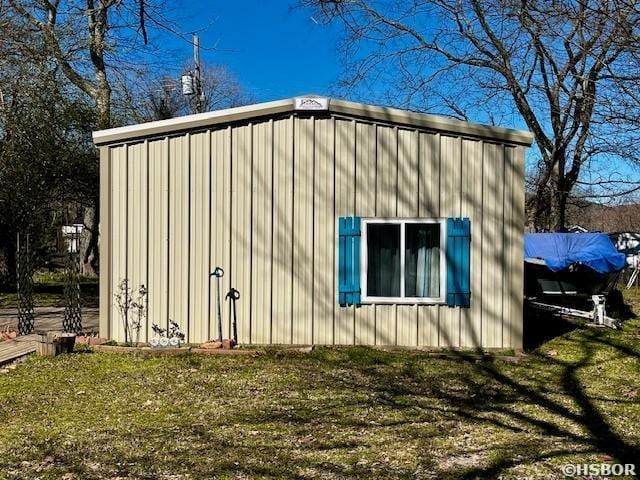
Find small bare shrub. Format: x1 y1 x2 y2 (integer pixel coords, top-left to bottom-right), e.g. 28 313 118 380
114 279 147 346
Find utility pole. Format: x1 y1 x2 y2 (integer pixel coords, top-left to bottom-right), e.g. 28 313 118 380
181 33 205 113
193 33 203 114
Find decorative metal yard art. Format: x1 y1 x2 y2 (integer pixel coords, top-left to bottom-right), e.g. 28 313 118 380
62 225 83 333
225 288 240 344
16 233 34 335
150 320 185 348
210 267 224 341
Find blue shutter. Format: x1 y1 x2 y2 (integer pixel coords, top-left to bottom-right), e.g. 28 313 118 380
446 217 471 308
338 216 361 306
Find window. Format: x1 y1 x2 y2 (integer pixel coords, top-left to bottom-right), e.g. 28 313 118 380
361 218 446 303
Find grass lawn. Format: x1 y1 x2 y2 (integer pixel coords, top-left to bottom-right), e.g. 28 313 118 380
0 271 99 309
0 294 639 479
0 292 99 309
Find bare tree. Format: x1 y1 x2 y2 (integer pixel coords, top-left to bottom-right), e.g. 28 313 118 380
118 62 253 123
303 0 640 231
5 0 167 275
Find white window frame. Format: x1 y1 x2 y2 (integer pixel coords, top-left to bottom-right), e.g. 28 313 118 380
360 218 447 304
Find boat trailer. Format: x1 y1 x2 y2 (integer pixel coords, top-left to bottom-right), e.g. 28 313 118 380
527 294 620 329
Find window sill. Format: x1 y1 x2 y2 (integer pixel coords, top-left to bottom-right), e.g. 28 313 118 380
361 297 446 305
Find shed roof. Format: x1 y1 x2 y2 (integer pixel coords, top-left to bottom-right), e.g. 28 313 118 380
92 96 534 147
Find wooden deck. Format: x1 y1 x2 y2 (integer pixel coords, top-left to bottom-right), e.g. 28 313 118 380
0 308 99 365
0 334 37 365
0 307 99 333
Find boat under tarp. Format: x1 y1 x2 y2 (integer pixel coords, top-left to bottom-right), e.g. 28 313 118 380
524 233 626 303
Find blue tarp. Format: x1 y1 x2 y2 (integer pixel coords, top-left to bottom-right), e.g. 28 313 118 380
524 233 626 274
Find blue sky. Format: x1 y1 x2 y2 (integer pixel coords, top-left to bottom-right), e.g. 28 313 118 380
150 1 638 198
160 1 342 101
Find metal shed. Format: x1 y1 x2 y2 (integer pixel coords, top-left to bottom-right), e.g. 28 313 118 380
93 96 533 349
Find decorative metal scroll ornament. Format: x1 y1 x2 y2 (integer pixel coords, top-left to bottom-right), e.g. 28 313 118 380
63 250 83 333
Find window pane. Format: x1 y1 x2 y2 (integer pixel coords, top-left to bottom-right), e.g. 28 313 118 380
405 223 440 297
367 224 401 297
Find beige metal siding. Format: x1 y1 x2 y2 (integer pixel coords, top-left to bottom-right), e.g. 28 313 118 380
439 136 463 347
481 142 506 348
110 145 128 341
460 138 483 347
271 117 294 343
396 128 419 347
292 117 314 344
507 146 526 350
375 125 397 346
334 119 356 345
168 136 190 339
208 128 232 339
231 125 252 343
126 142 148 342
99 146 111 339
353 122 376 345
417 132 440 347
189 132 211 343
147 138 169 337
101 112 527 349
313 118 335 344
251 121 273 344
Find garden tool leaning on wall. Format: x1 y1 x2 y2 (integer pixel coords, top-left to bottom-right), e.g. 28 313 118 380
226 288 240 345
210 267 224 341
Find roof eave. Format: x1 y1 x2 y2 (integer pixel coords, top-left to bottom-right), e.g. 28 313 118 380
329 99 534 146
92 96 534 147
92 98 294 146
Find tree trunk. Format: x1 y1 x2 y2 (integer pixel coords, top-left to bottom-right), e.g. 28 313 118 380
80 67 111 277
529 182 548 232
79 72 110 278
80 205 99 277
547 150 568 232
549 182 568 232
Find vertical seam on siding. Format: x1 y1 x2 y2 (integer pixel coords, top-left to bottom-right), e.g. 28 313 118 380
501 145 507 348
352 120 357 345
207 129 212 343
373 125 378 346
433 133 440 346
186 133 191 342
228 126 233 340
108 149 113 339
249 123 254 344
290 116 295 345
480 142 485 347
333 117 338 344
270 120 275 345
458 136 462 347
395 127 399 347
331 116 336 345
165 138 170 332
331 116 336 344
416 130 420 346
437 134 441 347
311 117 315 345
125 144 129 333
145 140 150 342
